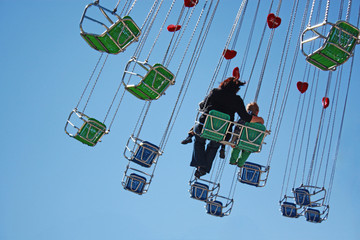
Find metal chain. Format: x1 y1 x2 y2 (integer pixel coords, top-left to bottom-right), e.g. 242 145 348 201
308 0 316 26
324 0 330 22
161 0 220 150
267 0 300 129
326 5 359 205
306 71 332 186
160 0 215 148
146 0 177 62
345 0 352 21
205 0 248 95
83 54 108 114
75 53 103 109
278 0 311 200
321 67 342 186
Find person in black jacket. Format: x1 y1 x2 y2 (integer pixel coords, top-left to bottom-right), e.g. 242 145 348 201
190 77 264 178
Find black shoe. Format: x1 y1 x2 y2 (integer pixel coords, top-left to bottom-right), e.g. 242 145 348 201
181 135 193 144
219 148 225 159
198 167 206 176
195 167 206 178
195 170 201 178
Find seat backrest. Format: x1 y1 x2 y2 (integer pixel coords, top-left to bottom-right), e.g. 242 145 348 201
281 202 298 218
201 110 230 142
237 122 266 152
145 64 175 89
206 200 223 217
142 64 174 97
130 141 160 168
113 16 141 48
321 22 358 63
74 118 106 146
305 208 322 223
190 182 209 201
124 173 147 194
294 188 311 206
239 162 262 186
328 21 359 52
83 20 126 53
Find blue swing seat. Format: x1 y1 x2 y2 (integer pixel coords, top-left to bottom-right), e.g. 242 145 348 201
239 162 262 186
281 202 299 218
206 200 224 217
305 208 322 223
190 182 209 201
130 141 160 168
294 188 311 206
124 173 147 194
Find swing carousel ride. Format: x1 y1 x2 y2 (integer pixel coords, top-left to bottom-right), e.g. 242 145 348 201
64 0 360 222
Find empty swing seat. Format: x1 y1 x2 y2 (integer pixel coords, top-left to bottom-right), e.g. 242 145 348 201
130 141 160 168
81 16 141 54
190 182 209 201
206 200 224 217
201 110 230 142
74 118 107 146
239 162 262 186
236 122 266 152
294 188 311 206
305 208 322 223
124 173 147 194
281 202 299 218
306 21 360 71
126 64 175 100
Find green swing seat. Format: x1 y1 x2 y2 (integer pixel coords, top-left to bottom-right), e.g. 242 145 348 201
306 21 359 71
235 122 266 153
74 118 107 147
201 110 230 142
125 63 175 100
81 16 141 54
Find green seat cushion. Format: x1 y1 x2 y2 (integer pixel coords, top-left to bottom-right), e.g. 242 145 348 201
201 110 230 142
74 118 106 146
236 122 266 152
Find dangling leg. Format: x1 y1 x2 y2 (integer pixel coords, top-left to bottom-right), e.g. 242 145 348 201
203 140 221 173
219 144 226 159
190 124 207 177
190 135 206 168
229 147 240 165
181 127 194 144
237 150 251 167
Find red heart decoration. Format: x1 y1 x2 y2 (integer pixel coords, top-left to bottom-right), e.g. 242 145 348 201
167 24 181 32
223 49 237 60
296 81 308 93
233 67 240 80
322 97 330 108
184 0 199 7
267 13 281 29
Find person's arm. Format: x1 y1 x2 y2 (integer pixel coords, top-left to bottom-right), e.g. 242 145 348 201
250 115 264 124
236 97 253 122
199 99 205 109
199 89 214 110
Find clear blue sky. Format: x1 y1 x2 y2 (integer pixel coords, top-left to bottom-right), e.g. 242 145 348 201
1 0 360 239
